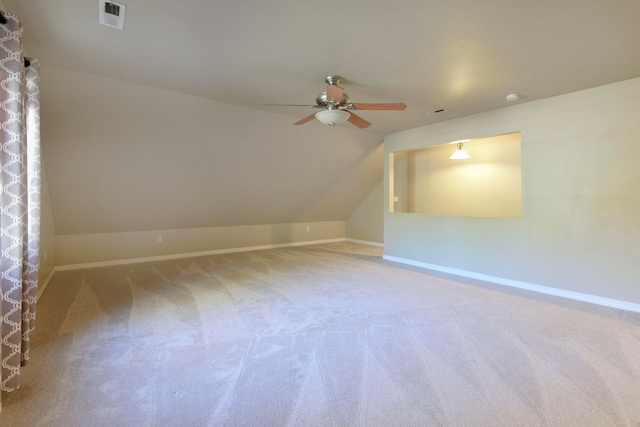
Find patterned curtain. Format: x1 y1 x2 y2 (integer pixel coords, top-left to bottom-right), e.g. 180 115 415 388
0 10 41 408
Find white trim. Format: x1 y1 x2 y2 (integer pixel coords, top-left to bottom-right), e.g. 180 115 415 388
383 255 640 314
37 268 57 301
55 238 346 271
345 238 384 248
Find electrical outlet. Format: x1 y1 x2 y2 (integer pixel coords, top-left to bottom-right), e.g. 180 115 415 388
305 226 310 232
156 235 162 243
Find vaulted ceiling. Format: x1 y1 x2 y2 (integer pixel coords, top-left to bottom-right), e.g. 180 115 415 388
10 0 640 134
4 0 640 234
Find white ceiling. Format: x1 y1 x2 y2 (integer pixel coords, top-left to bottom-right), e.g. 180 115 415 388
6 0 640 136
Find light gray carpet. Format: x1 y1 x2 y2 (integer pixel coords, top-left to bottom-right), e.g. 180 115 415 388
2 242 640 426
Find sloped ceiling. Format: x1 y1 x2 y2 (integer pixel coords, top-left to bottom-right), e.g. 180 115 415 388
37 67 384 235
4 0 640 235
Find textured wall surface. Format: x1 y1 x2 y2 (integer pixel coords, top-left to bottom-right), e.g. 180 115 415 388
346 180 384 244
384 78 640 304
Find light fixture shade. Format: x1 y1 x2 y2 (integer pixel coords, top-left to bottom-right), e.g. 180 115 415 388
449 143 471 159
315 109 349 127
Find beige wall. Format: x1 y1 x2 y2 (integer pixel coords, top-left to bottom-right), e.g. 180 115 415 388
35 64 384 268
384 77 640 305
38 165 56 286
56 221 346 266
346 180 384 244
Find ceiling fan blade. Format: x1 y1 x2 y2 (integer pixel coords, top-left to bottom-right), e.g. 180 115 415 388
265 104 321 108
347 111 372 129
349 102 407 111
293 113 317 125
326 85 345 103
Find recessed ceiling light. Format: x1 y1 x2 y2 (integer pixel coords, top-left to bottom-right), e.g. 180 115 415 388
506 93 520 101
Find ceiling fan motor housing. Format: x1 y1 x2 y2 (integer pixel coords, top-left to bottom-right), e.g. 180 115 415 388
316 92 350 108
280 75 406 129
316 75 349 108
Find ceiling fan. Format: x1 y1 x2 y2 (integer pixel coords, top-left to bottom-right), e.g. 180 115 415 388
267 76 407 129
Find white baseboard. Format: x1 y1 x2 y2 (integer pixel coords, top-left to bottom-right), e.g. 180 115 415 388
345 238 384 248
55 238 346 272
383 255 640 314
37 267 57 302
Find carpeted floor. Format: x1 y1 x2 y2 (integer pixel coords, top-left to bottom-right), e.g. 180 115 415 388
2 242 640 426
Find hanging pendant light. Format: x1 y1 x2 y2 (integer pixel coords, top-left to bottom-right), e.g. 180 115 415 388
449 142 471 159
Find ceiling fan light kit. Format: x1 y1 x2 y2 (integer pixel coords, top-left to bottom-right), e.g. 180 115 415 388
271 75 407 129
315 109 350 127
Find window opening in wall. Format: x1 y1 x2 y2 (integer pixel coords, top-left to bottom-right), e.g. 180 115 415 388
389 132 522 217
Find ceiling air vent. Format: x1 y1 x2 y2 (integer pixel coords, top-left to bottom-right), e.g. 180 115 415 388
99 0 126 30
